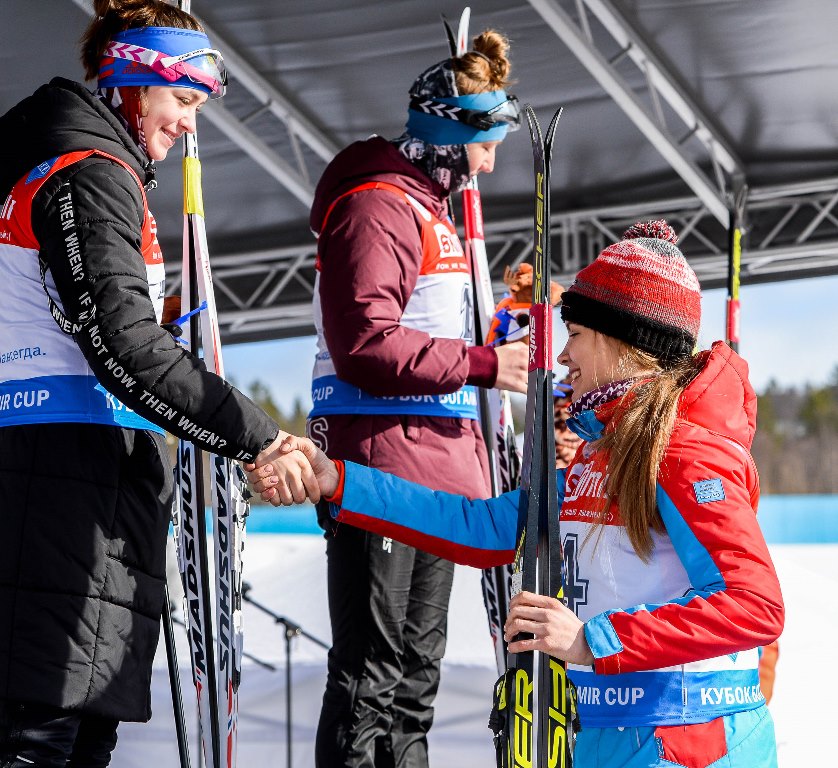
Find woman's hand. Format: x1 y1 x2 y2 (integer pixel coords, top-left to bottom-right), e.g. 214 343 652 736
504 591 594 666
244 434 320 505
493 340 529 393
244 434 339 505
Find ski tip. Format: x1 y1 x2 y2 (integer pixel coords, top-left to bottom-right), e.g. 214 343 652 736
457 7 472 57
523 104 543 146
545 106 564 149
441 13 457 57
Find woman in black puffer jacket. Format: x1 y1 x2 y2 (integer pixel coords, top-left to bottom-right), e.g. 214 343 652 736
0 2 303 765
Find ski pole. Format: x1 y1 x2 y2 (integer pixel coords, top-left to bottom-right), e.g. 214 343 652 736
163 587 193 768
726 182 748 353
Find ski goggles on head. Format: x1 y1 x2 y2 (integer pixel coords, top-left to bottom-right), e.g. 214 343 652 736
406 90 520 145
410 94 522 132
99 27 226 99
157 47 226 94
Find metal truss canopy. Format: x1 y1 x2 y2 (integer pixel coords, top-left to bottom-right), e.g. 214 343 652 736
526 0 745 226
172 178 838 345
57 0 838 348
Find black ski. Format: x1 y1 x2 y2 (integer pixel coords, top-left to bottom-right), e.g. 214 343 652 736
492 105 578 768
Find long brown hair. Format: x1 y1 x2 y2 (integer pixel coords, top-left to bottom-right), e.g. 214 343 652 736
592 343 705 561
80 0 203 81
453 30 513 95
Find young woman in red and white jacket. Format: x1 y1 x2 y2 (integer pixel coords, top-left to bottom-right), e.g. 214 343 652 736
251 221 785 768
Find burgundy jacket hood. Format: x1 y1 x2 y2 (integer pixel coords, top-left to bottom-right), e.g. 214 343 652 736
310 136 447 233
679 341 758 448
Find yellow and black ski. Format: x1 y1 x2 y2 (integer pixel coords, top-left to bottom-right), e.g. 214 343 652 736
490 105 579 768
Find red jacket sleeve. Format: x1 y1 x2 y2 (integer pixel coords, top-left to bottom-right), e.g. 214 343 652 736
317 189 496 396
587 423 785 675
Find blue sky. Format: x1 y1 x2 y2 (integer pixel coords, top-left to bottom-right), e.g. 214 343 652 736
222 274 838 415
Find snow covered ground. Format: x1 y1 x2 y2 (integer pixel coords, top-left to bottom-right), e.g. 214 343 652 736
111 535 834 767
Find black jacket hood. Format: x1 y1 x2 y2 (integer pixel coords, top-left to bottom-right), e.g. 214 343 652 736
0 77 154 198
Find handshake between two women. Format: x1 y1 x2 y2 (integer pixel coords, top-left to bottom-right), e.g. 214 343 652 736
244 340 532 505
245 434 338 506
243 432 595 666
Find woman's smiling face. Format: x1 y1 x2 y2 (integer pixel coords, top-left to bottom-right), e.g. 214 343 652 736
141 86 207 161
557 323 628 402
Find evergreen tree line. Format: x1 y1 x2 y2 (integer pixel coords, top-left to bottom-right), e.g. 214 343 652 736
246 380 308 437
752 367 838 494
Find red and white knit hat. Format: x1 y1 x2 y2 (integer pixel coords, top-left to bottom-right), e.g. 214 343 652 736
560 220 701 362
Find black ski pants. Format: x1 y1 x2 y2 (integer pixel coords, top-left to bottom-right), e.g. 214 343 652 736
0 701 118 768
314 518 455 768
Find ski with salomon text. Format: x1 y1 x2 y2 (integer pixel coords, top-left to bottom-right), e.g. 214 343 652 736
490 104 578 768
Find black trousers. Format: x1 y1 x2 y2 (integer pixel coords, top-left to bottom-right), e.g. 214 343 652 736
315 518 455 768
0 701 118 768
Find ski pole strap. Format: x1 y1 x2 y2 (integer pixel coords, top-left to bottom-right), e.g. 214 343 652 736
163 300 208 343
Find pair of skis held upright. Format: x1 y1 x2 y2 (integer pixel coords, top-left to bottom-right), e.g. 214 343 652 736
164 7 248 768
159 35 248 768
171 125 249 768
483 106 581 768
443 10 578 762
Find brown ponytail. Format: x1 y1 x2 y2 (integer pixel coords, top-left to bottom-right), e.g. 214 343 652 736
592 348 705 561
80 0 203 81
453 29 513 95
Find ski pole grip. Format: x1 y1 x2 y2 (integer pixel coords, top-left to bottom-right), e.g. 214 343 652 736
528 303 552 371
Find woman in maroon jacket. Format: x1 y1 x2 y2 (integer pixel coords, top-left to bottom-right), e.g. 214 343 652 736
305 29 527 768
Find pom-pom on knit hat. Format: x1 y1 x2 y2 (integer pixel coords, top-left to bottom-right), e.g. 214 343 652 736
560 220 701 362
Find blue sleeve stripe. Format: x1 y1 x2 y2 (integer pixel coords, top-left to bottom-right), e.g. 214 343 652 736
656 484 726 594
339 461 520 555
585 611 624 658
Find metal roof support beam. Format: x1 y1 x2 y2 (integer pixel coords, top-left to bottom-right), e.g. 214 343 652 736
581 0 745 178
527 0 731 225
195 19 341 163
201 102 314 207
796 188 838 243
